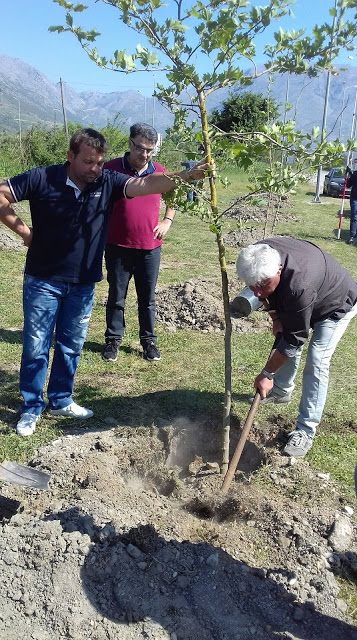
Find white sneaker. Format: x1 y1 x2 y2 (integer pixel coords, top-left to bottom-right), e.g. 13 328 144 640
48 402 93 419
16 413 40 437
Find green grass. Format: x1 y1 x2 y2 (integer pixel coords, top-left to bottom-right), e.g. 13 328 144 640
1 180 356 491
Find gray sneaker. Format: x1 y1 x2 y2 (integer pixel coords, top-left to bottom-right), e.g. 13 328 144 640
258 391 292 405
102 339 120 362
283 430 313 458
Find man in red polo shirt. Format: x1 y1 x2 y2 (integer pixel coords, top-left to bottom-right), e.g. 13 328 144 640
102 123 175 362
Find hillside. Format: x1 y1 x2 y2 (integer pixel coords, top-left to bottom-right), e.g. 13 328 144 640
1 54 357 140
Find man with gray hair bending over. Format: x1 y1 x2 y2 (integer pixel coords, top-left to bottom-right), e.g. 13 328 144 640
236 237 357 458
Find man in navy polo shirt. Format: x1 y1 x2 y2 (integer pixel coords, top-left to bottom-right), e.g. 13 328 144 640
0 128 209 437
103 123 175 363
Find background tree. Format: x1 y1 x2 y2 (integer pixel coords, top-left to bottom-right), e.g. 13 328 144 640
210 92 279 136
51 0 357 475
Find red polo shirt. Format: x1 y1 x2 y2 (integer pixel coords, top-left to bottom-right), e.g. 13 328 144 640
104 155 165 249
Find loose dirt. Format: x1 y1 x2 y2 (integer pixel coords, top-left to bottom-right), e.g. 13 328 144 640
156 279 270 334
1 419 356 640
222 193 298 249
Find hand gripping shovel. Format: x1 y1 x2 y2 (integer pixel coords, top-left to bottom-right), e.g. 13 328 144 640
221 335 281 494
0 460 50 490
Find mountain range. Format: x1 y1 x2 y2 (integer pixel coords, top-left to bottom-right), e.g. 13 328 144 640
1 54 357 142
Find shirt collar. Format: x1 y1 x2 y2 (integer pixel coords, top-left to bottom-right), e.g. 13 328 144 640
122 152 155 176
66 176 81 199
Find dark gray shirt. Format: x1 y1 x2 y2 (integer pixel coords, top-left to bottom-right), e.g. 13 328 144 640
260 237 357 357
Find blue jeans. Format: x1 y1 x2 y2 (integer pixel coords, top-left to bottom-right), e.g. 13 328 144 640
104 245 161 345
21 275 94 415
270 303 357 437
350 198 357 239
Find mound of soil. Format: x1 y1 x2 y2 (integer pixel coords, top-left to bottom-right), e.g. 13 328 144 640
0 422 356 640
156 280 270 333
222 193 299 249
223 228 267 248
225 193 296 225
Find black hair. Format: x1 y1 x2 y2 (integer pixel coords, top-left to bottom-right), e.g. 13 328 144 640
69 128 108 156
129 123 158 144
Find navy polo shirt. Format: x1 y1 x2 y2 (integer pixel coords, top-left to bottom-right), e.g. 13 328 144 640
8 164 130 283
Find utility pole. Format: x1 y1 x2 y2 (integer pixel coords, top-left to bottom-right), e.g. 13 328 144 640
313 0 337 203
53 107 60 130
12 95 23 161
12 96 22 146
152 75 156 129
59 78 69 141
339 81 346 141
137 90 147 122
346 86 357 168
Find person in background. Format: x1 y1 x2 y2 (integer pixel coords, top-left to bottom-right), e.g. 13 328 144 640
236 237 357 458
102 123 174 363
0 128 209 437
181 159 199 202
346 165 357 244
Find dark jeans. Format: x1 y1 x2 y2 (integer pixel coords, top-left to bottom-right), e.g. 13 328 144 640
104 244 161 345
350 198 357 239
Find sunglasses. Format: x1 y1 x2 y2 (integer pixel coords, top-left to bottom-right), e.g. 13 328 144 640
129 138 155 154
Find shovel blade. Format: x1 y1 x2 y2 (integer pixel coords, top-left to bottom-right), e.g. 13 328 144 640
0 461 50 490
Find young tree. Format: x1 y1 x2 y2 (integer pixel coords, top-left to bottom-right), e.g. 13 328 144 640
51 0 357 474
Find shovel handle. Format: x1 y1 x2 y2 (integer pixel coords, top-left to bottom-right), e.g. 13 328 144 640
221 334 281 494
221 392 261 494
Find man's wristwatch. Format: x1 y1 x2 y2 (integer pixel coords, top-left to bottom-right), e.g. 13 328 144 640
261 368 275 380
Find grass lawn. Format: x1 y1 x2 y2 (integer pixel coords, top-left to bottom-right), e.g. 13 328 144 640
0 175 356 501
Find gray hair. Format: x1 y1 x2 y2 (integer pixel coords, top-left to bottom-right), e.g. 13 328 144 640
236 243 281 286
129 123 158 143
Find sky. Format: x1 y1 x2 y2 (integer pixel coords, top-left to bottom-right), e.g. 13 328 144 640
1 0 356 97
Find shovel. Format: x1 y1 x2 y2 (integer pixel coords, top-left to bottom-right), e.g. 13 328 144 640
0 460 50 490
221 334 281 494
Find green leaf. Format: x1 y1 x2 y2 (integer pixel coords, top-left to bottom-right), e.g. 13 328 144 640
73 3 87 11
48 25 66 33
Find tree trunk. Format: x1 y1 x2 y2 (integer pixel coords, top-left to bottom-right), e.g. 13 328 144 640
216 233 232 475
197 88 232 474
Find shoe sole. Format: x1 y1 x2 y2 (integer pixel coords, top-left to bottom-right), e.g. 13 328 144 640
17 427 37 436
144 356 161 361
102 355 118 362
48 410 93 419
283 447 309 458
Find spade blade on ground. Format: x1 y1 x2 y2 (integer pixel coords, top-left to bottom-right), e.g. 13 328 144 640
0 461 50 490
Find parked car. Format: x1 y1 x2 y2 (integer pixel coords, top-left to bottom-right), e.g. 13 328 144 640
323 168 351 198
